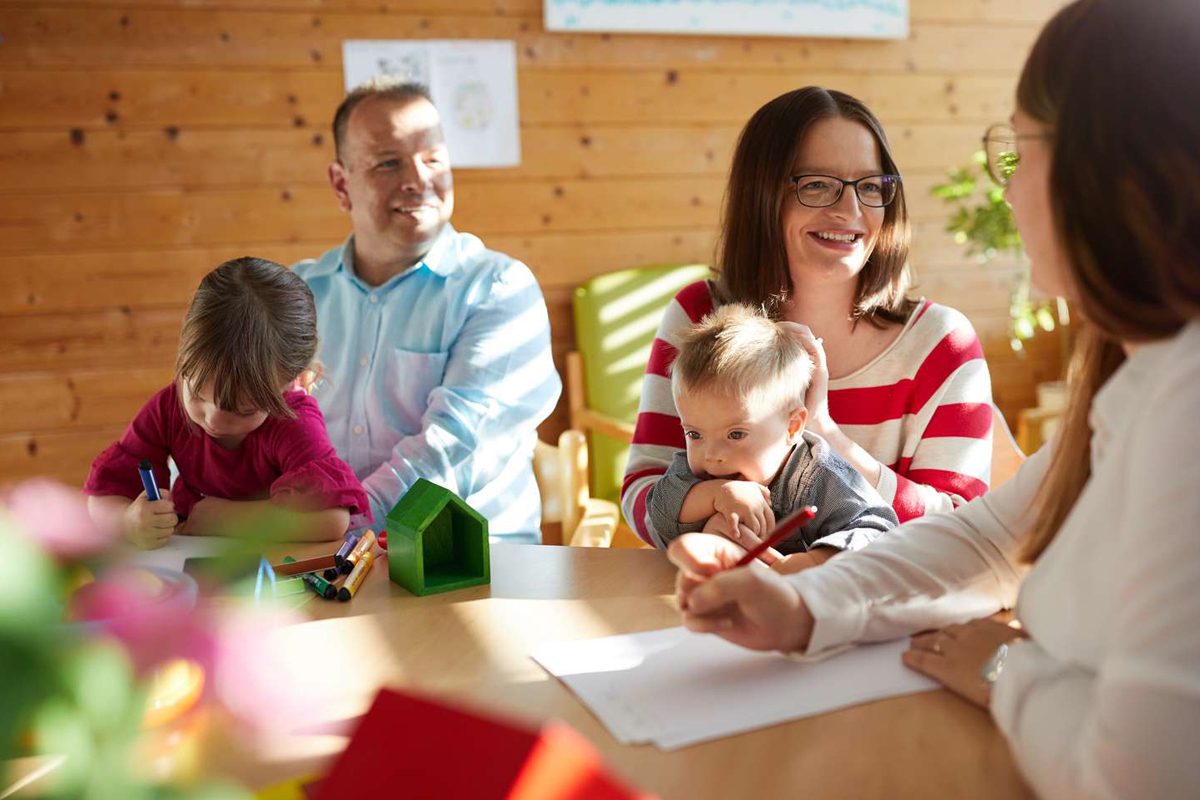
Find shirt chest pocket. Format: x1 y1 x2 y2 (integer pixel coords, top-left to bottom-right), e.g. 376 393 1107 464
384 348 449 434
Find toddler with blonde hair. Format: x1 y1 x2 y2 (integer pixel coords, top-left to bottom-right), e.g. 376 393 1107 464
645 303 896 563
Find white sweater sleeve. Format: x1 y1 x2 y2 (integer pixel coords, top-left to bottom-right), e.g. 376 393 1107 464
786 443 1044 655
989 361 1200 799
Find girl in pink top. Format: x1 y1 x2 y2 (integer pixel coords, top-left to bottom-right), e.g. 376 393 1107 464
85 257 371 549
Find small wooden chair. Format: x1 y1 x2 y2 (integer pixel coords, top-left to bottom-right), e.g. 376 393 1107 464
533 430 620 547
569 264 712 548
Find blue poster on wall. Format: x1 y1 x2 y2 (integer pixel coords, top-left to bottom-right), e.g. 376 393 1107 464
545 0 908 39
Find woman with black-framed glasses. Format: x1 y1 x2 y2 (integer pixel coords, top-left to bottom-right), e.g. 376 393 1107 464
622 86 995 556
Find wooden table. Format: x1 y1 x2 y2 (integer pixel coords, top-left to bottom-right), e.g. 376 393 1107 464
206 543 1033 799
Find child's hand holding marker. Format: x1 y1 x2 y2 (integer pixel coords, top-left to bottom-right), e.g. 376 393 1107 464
127 459 176 549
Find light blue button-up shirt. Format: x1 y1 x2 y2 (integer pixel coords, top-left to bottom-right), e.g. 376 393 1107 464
292 225 561 539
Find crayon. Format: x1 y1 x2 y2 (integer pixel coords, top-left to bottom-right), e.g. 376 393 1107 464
337 551 374 602
299 571 337 600
283 556 336 599
323 567 340 582
334 534 359 569
273 554 336 576
339 530 376 575
138 458 161 501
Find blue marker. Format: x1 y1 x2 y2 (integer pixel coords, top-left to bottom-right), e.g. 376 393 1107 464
138 458 161 501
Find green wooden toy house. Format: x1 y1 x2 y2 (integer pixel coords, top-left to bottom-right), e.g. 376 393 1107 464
386 479 490 596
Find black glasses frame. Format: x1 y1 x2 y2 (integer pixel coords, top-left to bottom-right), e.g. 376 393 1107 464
788 174 901 208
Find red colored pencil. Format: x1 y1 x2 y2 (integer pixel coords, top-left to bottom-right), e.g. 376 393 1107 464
732 506 818 567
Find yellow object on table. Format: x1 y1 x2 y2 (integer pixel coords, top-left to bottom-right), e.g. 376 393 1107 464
254 774 322 800
143 659 206 729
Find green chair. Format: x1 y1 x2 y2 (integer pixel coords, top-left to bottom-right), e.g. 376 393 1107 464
569 264 712 546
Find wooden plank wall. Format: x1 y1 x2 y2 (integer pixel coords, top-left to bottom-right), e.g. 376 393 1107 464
0 0 1067 487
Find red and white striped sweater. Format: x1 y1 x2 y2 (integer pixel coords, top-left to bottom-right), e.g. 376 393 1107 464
621 281 994 545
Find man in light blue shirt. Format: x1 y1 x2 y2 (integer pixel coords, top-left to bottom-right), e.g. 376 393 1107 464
293 78 561 539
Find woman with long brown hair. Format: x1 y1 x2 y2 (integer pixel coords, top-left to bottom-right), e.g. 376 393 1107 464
669 0 1200 795
622 85 994 553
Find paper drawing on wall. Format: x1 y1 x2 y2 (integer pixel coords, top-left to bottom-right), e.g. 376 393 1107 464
342 40 520 168
452 81 493 131
372 49 430 86
545 0 909 40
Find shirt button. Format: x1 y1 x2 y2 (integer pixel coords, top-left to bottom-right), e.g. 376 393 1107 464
368 294 379 304
354 425 364 435
359 357 369 368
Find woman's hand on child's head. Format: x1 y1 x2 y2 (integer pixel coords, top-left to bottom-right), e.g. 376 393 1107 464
713 481 774 539
778 322 834 437
124 490 176 550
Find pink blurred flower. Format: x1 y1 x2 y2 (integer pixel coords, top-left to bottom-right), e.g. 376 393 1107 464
69 572 217 675
211 607 308 734
4 478 117 557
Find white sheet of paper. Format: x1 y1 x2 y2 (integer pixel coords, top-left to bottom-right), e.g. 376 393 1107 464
342 39 520 168
115 535 236 573
531 626 937 750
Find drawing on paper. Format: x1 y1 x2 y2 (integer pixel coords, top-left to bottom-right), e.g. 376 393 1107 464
545 0 909 40
373 51 430 86
342 40 520 168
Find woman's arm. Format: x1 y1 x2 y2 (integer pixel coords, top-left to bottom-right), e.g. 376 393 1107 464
671 445 1042 654
781 441 1043 654
988 360 1200 799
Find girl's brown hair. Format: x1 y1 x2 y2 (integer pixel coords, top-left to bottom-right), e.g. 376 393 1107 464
176 257 319 420
714 86 916 327
1019 0 1200 561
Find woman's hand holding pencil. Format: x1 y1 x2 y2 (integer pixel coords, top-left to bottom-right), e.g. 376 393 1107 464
668 507 820 653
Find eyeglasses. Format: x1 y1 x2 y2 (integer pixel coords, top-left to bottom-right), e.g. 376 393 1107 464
789 174 901 208
982 123 1051 187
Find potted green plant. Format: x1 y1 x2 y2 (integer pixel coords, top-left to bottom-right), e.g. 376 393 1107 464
931 151 1070 354
931 153 1071 444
